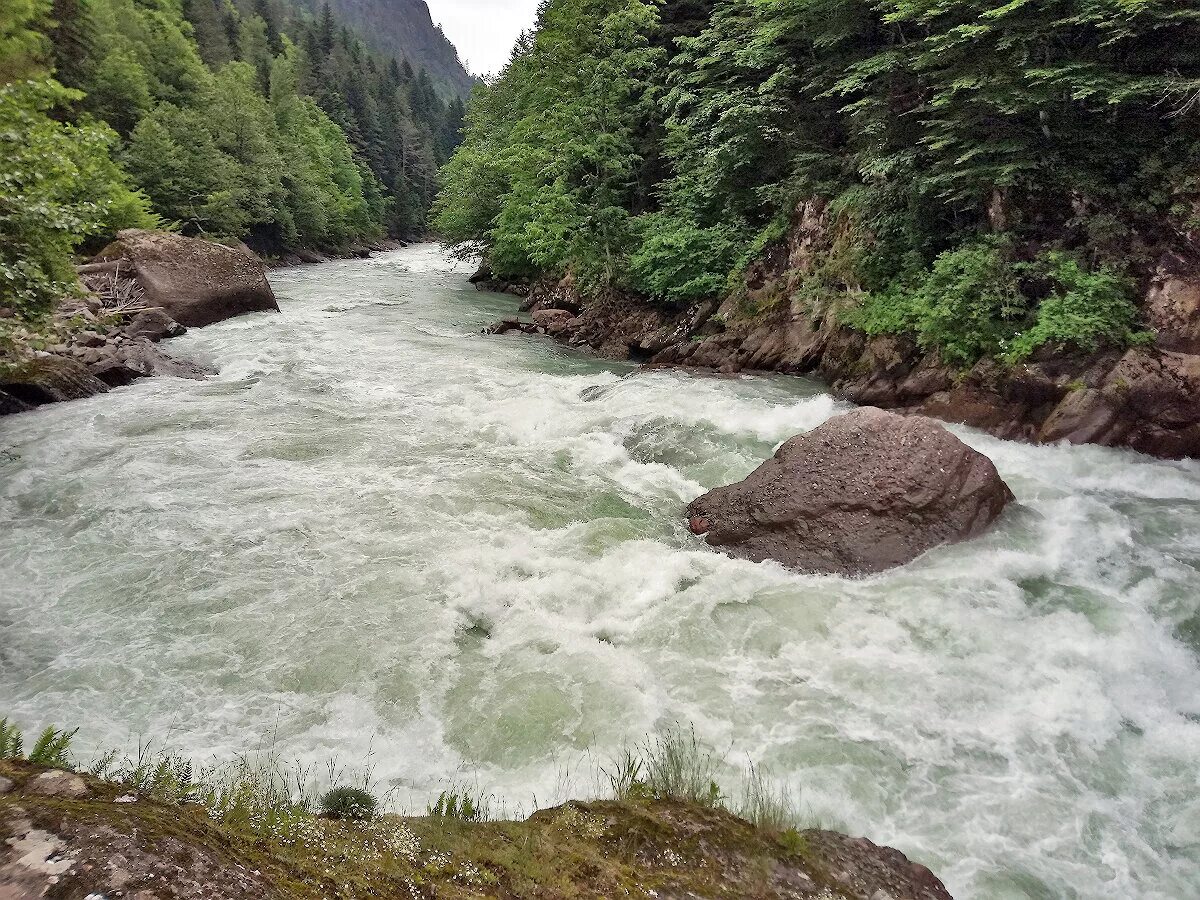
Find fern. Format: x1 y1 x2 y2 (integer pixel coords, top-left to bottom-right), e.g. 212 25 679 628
0 718 23 760
28 726 78 768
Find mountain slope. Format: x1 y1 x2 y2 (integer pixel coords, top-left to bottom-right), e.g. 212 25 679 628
294 0 475 97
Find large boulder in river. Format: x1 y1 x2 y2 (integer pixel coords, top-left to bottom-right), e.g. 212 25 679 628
686 407 1014 575
94 230 278 327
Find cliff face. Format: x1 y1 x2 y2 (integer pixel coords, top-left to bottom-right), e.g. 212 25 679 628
304 0 476 96
500 199 1200 460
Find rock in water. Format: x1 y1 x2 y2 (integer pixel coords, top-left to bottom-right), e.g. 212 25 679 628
94 229 278 327
686 407 1014 575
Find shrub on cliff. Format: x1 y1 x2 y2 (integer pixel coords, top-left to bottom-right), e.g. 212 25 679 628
846 241 1143 365
320 785 378 821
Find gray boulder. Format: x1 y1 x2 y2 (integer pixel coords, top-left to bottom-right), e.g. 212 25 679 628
94 230 278 327
687 407 1013 575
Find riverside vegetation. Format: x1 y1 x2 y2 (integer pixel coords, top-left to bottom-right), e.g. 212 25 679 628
0 717 952 898
435 0 1199 369
1 0 465 325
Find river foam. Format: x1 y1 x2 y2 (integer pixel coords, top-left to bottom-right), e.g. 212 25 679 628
2 244 1198 898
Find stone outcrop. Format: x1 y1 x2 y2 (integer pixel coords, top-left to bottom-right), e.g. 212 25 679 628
0 357 109 414
686 408 1013 575
482 198 1200 460
1 229 282 416
0 759 954 900
94 229 278 327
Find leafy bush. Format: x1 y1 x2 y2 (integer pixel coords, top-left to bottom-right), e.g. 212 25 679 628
1003 252 1143 361
320 785 378 821
847 241 1142 366
628 215 739 303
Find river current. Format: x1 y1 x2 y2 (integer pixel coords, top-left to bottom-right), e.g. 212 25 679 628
1 244 1198 898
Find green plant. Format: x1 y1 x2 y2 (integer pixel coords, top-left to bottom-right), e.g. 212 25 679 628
737 763 798 833
428 787 490 822
0 718 23 759
606 725 725 808
321 785 378 822
27 725 77 768
1001 252 1144 362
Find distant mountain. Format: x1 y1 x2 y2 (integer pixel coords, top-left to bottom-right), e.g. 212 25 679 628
292 0 476 97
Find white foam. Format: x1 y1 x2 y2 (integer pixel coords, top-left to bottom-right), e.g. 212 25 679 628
1 245 1197 898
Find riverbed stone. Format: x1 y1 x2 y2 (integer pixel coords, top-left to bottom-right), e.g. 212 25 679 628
25 770 90 799
686 407 1014 575
93 229 278 327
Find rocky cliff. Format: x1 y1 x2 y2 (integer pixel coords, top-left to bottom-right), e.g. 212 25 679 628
494 200 1200 460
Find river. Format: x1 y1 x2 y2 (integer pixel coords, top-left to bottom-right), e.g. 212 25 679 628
1 244 1198 898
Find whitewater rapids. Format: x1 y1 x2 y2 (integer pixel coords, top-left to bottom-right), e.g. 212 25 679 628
1 244 1197 898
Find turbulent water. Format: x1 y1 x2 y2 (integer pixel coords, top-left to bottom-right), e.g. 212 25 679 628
2 244 1199 898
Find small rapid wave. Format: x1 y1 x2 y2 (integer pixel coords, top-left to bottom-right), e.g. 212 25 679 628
1 244 1198 899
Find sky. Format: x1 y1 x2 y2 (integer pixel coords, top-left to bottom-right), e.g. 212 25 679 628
428 0 542 77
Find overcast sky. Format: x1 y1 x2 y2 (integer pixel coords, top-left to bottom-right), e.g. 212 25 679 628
428 0 542 77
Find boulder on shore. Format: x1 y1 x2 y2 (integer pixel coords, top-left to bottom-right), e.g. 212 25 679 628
94 230 278 327
687 407 1013 575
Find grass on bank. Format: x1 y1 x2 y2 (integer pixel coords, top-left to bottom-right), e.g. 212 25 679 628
0 717 809 833
1 717 836 898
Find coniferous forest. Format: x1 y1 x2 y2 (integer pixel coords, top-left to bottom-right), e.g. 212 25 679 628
436 0 1200 366
2 0 465 319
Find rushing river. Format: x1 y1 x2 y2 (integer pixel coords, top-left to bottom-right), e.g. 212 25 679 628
2 244 1199 898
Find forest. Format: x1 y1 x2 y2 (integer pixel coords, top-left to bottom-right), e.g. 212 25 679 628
2 0 465 320
436 0 1200 365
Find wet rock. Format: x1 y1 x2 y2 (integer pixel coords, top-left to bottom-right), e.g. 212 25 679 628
686 408 1013 575
25 770 90 799
468 261 493 284
532 308 575 335
122 308 186 342
0 357 108 411
90 341 214 387
483 317 539 335
94 229 278 327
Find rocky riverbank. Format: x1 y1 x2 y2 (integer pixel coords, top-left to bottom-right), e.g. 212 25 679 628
0 230 277 416
482 200 1200 461
0 758 952 899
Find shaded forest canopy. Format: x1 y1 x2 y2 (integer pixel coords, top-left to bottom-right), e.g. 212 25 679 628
1 0 465 318
435 0 1200 365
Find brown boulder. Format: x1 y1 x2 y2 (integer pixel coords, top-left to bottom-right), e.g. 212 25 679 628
686 407 1013 575
95 230 278 327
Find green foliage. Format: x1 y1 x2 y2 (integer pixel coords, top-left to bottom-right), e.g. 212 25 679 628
1004 253 1144 361
0 718 23 759
428 787 490 822
434 0 663 291
606 725 724 808
847 242 1141 365
0 79 152 318
321 785 379 821
628 214 738 303
1 0 50 83
439 0 1200 364
28 725 78 768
